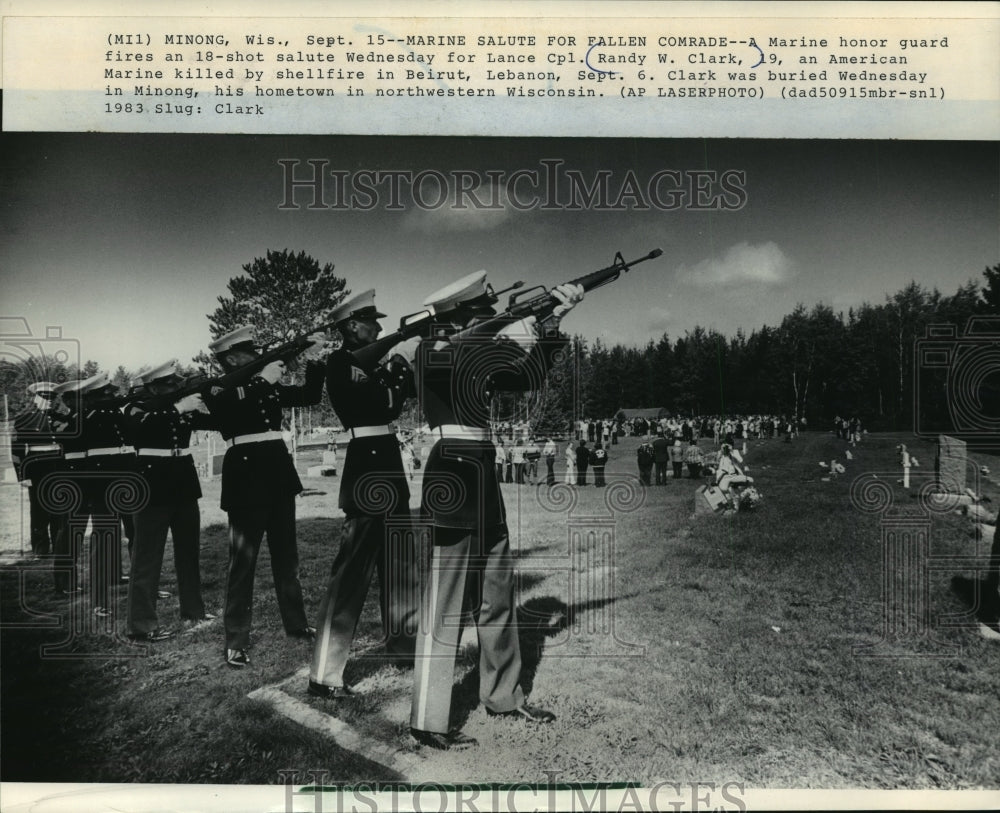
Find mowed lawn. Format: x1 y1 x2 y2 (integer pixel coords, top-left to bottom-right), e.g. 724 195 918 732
1 431 998 788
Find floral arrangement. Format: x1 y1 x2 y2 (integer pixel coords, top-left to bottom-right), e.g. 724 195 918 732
736 487 763 511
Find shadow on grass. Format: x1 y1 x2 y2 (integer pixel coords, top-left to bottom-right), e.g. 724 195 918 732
950 575 1000 626
443 592 625 731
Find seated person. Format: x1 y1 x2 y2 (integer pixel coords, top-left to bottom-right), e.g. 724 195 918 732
715 444 753 506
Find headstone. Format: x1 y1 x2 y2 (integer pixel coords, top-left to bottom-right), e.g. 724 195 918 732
306 465 337 478
694 484 728 515
322 451 338 467
211 453 226 477
936 435 967 493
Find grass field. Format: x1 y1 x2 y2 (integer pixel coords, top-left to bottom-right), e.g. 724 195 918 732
1 431 998 789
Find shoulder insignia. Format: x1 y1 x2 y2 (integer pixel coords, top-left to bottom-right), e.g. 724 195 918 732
236 386 245 400
350 366 368 383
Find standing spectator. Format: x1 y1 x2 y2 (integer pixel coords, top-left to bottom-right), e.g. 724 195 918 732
543 437 557 485
525 438 541 485
636 438 654 486
512 442 527 484
504 442 514 483
575 440 589 486
564 440 576 484
590 442 608 487
495 438 506 481
670 439 685 479
684 438 704 479
652 432 670 485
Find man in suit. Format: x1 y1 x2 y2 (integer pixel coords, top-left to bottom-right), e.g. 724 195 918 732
409 270 584 750
203 326 325 668
124 361 216 643
308 290 419 700
652 431 670 485
575 439 589 486
11 382 62 558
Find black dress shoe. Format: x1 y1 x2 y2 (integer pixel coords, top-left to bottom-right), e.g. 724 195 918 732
486 704 556 723
289 626 317 643
307 680 355 699
225 648 250 668
410 727 478 750
127 628 175 643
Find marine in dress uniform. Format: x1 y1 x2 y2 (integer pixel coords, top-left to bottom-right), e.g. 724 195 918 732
10 382 62 557
124 361 216 643
308 291 420 700
409 270 584 750
48 379 86 595
77 372 138 618
202 326 325 668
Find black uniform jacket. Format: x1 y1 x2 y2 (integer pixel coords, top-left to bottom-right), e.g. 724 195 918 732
125 402 217 505
325 347 414 517
417 330 567 530
203 361 325 512
11 406 61 482
78 401 137 506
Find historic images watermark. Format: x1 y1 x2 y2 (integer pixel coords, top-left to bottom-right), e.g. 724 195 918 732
279 771 748 813
278 159 748 213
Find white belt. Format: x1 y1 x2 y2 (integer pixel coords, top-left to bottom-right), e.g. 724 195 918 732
350 425 393 439
435 424 491 441
64 451 88 460
226 430 284 447
87 446 136 457
26 444 61 452
137 447 192 457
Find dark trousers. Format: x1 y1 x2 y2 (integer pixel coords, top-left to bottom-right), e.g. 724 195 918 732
224 495 308 649
655 462 668 484
593 465 606 487
127 499 204 634
545 457 555 485
515 462 526 484
411 524 524 734
638 465 652 486
673 462 684 479
576 465 588 486
27 485 58 556
311 514 420 687
687 463 702 479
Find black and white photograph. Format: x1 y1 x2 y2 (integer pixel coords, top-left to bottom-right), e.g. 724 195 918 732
1 3 999 812
1 133 998 808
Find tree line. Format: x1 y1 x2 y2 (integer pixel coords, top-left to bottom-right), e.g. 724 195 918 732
2 251 996 440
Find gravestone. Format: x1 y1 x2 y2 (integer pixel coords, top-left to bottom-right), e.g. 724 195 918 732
694 484 728 515
936 435 967 493
322 450 338 467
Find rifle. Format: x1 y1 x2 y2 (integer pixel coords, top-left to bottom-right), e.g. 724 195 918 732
349 293 519 371
445 248 663 343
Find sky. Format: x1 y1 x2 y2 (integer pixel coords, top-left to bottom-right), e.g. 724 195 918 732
1 134 997 375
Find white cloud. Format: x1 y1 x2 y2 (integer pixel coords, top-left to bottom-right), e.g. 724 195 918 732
680 241 793 288
402 183 513 233
647 306 673 333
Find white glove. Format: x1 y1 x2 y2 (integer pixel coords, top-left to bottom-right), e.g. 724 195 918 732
496 316 539 351
259 359 286 384
551 283 585 320
174 394 206 414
